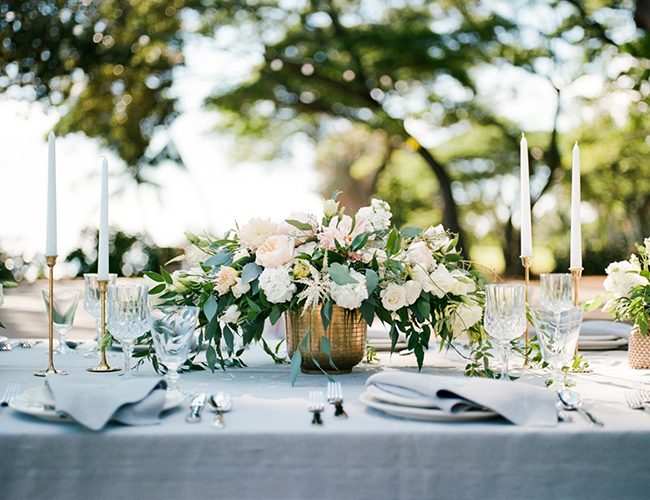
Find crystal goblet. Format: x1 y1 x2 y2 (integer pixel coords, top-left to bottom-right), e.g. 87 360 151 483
540 273 573 313
150 305 200 393
42 288 80 355
106 284 149 380
532 307 584 388
83 273 118 357
484 284 527 379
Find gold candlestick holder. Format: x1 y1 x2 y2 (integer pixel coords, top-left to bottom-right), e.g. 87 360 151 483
521 255 533 368
87 279 121 373
35 255 68 377
571 267 583 356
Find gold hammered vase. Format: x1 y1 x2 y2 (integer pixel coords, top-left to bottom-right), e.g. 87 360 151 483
629 325 650 369
285 305 367 374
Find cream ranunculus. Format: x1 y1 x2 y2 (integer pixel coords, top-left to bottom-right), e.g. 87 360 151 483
406 241 436 271
255 235 295 268
450 301 483 336
380 283 407 311
231 277 251 298
220 304 241 325
215 266 238 295
404 280 422 305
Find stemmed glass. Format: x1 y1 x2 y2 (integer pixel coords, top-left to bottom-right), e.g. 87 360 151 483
540 273 573 313
484 284 527 379
106 284 149 380
150 306 200 393
532 307 584 388
41 288 80 354
83 273 117 357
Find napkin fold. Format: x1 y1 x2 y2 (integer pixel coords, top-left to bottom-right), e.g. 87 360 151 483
579 320 631 339
44 375 167 431
366 372 557 426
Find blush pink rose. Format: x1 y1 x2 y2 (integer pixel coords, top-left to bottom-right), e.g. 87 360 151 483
255 235 295 268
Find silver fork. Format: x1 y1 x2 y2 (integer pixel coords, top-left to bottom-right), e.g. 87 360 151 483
625 391 650 413
309 390 324 425
1 383 20 407
0 340 12 351
327 381 348 418
19 340 33 349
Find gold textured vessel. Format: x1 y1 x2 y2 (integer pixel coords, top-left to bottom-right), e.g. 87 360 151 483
285 305 367 374
629 325 650 369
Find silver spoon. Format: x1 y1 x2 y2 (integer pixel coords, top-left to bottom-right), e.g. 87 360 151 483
208 392 232 429
185 393 206 423
558 389 603 426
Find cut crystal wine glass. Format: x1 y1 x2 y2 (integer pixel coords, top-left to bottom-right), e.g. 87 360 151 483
42 288 80 355
106 284 149 380
484 284 527 379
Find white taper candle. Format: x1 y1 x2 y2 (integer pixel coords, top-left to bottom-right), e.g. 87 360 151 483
98 157 110 281
570 141 582 270
45 131 57 257
520 133 533 258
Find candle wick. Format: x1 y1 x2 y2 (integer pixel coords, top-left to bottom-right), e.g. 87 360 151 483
574 140 578 146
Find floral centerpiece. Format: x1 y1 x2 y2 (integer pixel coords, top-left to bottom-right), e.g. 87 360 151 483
147 194 485 381
601 239 650 333
600 239 650 369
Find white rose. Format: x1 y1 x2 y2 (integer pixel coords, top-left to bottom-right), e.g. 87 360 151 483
451 302 483 336
411 265 435 292
323 199 340 218
604 260 648 297
256 235 295 269
406 241 436 271
231 277 251 298
380 283 407 311
404 280 422 305
360 248 388 265
329 269 368 310
429 265 456 298
0 283 4 307
220 304 241 325
259 266 296 304
450 269 476 295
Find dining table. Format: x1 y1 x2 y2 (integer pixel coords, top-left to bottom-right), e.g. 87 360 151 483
1 336 649 500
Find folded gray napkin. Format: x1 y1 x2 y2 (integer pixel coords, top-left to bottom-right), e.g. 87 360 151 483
366 372 557 426
580 320 631 339
44 375 167 431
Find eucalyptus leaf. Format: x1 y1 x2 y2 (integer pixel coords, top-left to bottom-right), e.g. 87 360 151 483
401 226 422 238
204 296 218 321
242 262 263 284
285 219 313 231
328 262 359 285
364 269 379 294
290 349 302 387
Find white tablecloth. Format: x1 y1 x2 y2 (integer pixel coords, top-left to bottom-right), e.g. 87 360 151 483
1 341 650 500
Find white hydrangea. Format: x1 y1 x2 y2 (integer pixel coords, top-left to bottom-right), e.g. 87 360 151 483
357 199 392 232
604 260 648 298
259 266 296 304
329 269 368 310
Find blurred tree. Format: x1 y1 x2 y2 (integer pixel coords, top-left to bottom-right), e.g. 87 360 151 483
3 0 650 275
64 227 181 277
0 0 187 181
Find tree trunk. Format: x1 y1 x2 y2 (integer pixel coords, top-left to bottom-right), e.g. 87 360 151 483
414 144 467 254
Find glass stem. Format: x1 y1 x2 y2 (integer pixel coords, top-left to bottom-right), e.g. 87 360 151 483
166 364 180 392
123 342 134 380
500 342 512 379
